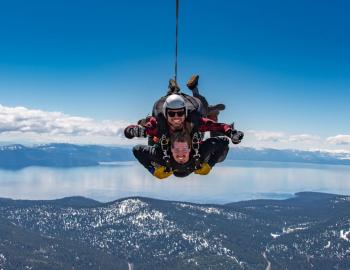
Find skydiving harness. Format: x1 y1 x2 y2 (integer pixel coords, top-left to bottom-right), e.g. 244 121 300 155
191 132 202 170
160 134 172 172
160 131 202 172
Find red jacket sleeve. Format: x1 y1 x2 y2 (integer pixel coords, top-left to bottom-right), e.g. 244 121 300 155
144 116 159 137
198 117 232 134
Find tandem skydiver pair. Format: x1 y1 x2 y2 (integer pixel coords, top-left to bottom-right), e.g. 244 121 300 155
124 75 244 179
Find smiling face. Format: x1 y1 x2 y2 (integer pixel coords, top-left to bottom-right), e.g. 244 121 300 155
166 109 186 131
171 141 191 164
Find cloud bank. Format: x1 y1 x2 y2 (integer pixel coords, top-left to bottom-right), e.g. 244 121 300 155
245 130 350 152
250 131 285 142
288 134 321 143
1 104 349 151
247 130 320 144
0 104 131 144
326 135 350 145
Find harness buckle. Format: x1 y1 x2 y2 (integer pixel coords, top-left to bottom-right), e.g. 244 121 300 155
160 134 172 171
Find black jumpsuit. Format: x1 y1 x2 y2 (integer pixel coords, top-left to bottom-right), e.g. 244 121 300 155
133 137 229 177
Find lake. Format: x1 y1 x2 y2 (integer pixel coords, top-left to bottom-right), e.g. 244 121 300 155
0 160 349 204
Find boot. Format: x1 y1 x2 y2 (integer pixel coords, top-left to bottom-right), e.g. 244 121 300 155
186 75 199 90
167 79 180 95
208 103 225 113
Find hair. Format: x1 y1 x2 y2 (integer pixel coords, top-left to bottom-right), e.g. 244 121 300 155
170 129 192 148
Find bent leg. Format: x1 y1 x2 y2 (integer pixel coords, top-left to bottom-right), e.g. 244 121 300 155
199 137 229 167
216 139 229 163
133 145 165 170
192 88 209 116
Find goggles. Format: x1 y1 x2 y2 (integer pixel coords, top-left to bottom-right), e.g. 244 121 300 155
172 146 191 154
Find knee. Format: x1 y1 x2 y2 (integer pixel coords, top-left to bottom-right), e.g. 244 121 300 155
222 137 229 148
132 145 143 160
222 138 230 152
213 137 229 155
219 136 229 145
211 137 229 148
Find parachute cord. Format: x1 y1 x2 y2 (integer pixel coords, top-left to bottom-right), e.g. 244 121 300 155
174 0 179 83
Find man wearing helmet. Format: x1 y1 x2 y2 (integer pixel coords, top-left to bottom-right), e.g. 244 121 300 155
162 94 187 131
125 93 243 145
137 75 226 140
125 94 243 177
124 75 244 178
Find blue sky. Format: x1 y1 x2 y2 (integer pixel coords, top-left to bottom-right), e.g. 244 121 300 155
0 0 350 149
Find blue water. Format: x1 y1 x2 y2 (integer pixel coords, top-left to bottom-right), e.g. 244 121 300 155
0 160 349 204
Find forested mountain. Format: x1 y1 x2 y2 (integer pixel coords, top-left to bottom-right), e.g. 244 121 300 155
0 192 349 269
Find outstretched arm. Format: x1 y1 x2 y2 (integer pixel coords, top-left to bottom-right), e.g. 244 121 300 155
198 117 232 134
198 117 244 144
124 117 159 139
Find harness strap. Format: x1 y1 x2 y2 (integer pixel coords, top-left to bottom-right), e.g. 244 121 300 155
192 132 202 170
160 131 202 172
160 134 172 172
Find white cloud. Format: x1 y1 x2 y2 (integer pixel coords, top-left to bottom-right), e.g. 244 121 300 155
1 104 349 152
289 134 320 143
326 135 350 145
0 104 136 145
248 130 285 142
247 130 322 145
0 104 126 136
243 130 350 152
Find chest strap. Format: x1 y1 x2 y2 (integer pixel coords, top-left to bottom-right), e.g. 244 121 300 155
192 132 202 170
160 134 172 172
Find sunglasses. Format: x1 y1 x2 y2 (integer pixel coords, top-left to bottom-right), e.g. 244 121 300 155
167 110 185 117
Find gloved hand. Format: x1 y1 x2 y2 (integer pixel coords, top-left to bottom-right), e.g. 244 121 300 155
231 130 244 144
124 125 147 139
152 166 173 179
226 129 244 144
194 162 212 175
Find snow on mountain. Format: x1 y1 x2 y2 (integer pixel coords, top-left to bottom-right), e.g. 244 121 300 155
1 193 350 269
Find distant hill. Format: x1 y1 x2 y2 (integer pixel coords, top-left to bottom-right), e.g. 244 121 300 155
227 147 350 165
0 143 134 169
0 192 350 269
0 143 349 169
